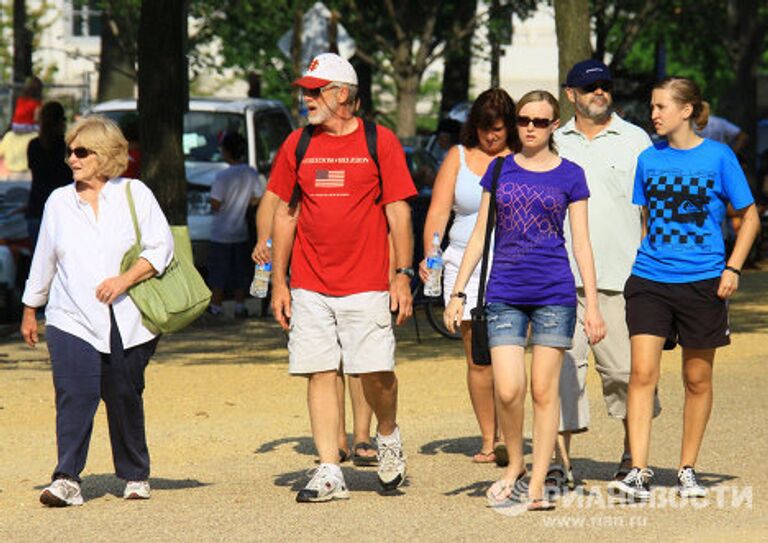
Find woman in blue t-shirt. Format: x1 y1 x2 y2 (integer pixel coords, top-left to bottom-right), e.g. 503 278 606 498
609 77 760 502
445 90 605 511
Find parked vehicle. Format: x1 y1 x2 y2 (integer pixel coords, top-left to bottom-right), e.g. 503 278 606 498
87 98 295 267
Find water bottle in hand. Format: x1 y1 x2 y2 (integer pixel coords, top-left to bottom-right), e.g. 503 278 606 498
424 232 443 297
250 239 272 298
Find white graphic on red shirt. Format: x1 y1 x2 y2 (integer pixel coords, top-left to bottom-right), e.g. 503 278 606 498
315 170 345 188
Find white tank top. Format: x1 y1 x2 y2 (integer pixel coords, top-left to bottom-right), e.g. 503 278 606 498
448 145 484 248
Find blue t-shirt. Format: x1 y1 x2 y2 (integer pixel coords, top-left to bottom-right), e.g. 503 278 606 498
631 139 754 283
480 156 590 306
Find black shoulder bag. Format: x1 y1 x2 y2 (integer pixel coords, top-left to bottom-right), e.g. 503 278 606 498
469 156 504 366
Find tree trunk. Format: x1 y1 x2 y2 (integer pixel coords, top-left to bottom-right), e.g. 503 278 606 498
554 0 591 121
719 0 765 176
440 0 475 115
98 10 137 102
138 0 188 225
12 0 33 115
290 7 303 124
351 55 373 119
395 73 419 138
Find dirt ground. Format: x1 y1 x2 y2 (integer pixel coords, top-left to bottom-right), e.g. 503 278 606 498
0 271 766 542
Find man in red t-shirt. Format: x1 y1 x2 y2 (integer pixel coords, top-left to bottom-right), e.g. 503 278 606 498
269 53 416 502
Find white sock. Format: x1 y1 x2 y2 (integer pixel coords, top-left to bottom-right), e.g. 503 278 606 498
319 462 343 476
377 425 401 445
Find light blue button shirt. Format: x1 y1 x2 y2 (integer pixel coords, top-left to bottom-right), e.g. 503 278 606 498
555 113 652 292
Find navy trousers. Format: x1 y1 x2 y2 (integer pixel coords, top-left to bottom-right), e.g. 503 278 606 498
46 309 158 482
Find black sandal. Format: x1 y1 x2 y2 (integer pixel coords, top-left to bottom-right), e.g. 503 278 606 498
352 442 378 466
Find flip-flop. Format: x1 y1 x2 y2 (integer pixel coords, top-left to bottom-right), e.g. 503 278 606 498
314 448 350 465
352 442 378 467
472 450 497 464
527 498 556 511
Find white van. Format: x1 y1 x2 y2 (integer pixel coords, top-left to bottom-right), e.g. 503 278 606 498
88 97 294 266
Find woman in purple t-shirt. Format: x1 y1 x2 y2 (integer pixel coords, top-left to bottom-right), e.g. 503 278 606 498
445 90 606 511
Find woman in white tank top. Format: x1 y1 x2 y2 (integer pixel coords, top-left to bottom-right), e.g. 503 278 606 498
419 89 519 465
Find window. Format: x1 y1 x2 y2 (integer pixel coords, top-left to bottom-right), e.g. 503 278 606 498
254 111 293 173
72 0 102 37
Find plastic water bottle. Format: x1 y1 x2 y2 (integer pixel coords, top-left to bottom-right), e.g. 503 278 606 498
424 232 443 297
250 239 272 298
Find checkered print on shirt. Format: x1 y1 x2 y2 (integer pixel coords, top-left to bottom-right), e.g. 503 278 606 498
645 174 713 247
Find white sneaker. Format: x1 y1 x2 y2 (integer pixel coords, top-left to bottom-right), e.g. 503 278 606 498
677 466 707 498
376 427 406 491
607 467 653 502
296 464 350 503
124 480 151 500
40 478 84 507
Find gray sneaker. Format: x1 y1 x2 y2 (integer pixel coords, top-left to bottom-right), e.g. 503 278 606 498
677 466 707 498
39 478 84 507
607 467 653 502
124 480 151 500
296 464 350 503
376 428 406 491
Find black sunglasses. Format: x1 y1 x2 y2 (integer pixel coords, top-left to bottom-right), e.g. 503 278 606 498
516 116 554 129
301 84 340 99
67 146 94 159
580 80 613 93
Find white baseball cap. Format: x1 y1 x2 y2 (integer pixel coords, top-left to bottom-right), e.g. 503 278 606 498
292 53 358 89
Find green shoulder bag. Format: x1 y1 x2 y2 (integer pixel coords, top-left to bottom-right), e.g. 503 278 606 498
120 181 212 334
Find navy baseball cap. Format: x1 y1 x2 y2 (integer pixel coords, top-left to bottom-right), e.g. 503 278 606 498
564 59 612 88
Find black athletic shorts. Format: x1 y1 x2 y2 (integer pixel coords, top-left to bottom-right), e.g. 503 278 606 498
623 274 730 350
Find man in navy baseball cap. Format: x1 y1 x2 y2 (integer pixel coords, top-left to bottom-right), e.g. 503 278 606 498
563 59 613 91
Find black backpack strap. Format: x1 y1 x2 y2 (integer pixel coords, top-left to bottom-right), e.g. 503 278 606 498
475 156 505 312
288 125 316 208
363 120 383 204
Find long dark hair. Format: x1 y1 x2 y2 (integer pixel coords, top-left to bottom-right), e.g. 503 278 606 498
459 88 520 152
38 101 66 150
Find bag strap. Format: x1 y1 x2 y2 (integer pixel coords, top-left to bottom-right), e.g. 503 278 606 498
363 119 383 204
288 124 316 208
125 180 142 245
475 156 504 312
288 120 383 207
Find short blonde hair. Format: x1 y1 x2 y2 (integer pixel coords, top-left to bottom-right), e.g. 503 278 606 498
66 115 129 178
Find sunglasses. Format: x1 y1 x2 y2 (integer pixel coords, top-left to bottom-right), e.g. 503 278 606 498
516 116 554 129
301 84 340 99
580 80 613 93
67 146 94 159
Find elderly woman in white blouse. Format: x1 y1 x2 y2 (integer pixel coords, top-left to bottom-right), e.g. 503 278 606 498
20 115 173 507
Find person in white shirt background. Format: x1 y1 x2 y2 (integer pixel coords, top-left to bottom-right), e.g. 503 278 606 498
207 131 264 318
20 115 174 507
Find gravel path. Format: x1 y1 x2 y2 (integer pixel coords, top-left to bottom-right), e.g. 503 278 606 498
0 271 766 542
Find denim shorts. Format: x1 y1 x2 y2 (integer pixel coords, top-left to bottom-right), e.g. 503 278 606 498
486 303 577 349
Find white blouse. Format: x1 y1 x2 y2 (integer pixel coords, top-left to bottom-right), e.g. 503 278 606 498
22 177 174 353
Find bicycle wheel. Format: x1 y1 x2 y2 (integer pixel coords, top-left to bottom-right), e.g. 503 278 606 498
424 296 462 340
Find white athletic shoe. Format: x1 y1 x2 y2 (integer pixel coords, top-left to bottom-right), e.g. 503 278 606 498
677 466 707 498
124 480 151 500
296 464 350 503
40 478 84 507
376 427 406 491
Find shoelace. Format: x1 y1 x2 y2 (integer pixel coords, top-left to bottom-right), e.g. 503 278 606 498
631 468 654 486
679 468 698 487
378 441 401 469
304 465 339 489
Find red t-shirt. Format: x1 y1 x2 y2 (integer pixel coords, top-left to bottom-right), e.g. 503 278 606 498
12 96 41 125
268 119 416 296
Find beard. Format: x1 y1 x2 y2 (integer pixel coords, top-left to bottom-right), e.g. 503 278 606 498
575 95 611 121
307 94 339 125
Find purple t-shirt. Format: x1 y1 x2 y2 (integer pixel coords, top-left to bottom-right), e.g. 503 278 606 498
480 156 590 306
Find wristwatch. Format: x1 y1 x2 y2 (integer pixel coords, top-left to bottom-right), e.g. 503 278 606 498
450 292 467 303
395 267 415 279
